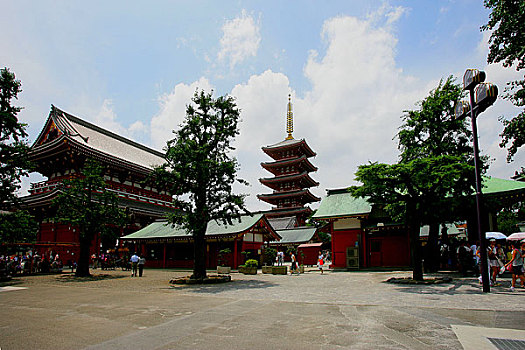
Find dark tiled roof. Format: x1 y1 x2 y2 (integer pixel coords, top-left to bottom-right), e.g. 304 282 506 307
32 106 165 171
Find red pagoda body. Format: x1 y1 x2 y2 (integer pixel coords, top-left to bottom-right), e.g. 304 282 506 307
258 97 320 225
21 106 174 262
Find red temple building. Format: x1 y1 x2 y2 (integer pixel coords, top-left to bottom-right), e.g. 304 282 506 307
258 96 320 226
21 106 175 262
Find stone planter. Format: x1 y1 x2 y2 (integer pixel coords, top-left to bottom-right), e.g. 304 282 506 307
239 266 257 275
272 266 287 275
262 266 273 274
217 266 231 274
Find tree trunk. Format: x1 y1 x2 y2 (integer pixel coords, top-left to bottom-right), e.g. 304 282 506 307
407 203 423 281
76 235 92 277
192 225 207 280
426 223 440 272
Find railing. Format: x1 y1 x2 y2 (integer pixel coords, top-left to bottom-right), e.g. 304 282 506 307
29 180 174 208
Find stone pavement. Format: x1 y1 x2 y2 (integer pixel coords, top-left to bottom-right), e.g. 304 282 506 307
0 268 524 349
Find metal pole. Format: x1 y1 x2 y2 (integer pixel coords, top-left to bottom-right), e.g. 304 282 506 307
469 89 490 293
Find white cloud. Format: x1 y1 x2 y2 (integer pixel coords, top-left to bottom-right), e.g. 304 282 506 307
150 77 213 150
217 10 261 69
91 99 149 144
228 11 428 211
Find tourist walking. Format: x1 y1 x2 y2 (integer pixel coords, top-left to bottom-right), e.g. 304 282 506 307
290 252 298 275
138 255 146 277
278 250 284 266
130 253 139 277
317 251 325 274
504 240 525 292
488 239 500 285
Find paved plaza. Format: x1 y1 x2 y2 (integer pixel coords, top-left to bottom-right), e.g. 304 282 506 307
1 268 524 349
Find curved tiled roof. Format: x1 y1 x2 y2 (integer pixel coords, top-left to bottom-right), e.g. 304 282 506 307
121 214 280 241
31 106 165 172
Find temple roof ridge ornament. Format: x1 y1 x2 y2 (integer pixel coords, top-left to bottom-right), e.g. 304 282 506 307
286 94 294 140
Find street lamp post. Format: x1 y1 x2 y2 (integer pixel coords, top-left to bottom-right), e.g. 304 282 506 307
455 69 498 293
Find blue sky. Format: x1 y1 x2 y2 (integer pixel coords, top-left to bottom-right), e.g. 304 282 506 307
2 1 523 211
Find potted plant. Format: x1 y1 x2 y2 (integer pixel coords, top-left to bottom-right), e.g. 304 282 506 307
217 248 232 274
239 259 258 275
262 247 277 274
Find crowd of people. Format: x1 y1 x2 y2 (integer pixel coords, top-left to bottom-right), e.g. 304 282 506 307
453 238 525 291
0 252 62 277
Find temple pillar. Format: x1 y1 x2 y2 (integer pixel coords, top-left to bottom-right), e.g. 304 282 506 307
233 237 238 268
163 242 167 269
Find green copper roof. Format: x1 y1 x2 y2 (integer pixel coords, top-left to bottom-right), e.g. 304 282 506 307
482 176 525 195
122 214 272 240
271 226 318 244
312 191 372 220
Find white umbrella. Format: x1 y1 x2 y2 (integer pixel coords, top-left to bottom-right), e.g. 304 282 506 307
485 232 507 240
506 232 525 241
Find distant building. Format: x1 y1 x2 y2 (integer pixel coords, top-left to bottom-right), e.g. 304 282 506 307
121 214 280 268
258 96 320 226
20 106 174 262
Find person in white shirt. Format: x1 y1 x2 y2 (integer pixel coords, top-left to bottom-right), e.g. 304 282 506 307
130 253 139 277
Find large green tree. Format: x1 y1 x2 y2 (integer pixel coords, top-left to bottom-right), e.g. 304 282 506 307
0 67 31 209
0 210 38 244
350 78 476 280
397 77 477 271
53 159 126 277
482 0 525 161
151 90 247 280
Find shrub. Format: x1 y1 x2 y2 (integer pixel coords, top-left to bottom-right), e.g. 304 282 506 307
244 259 258 268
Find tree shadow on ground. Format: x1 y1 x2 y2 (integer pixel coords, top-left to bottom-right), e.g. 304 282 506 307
169 278 277 294
55 274 127 283
0 278 24 287
391 277 514 295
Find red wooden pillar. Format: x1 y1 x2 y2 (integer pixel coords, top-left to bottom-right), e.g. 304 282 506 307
163 242 167 268
362 229 367 268
233 237 238 268
330 221 335 268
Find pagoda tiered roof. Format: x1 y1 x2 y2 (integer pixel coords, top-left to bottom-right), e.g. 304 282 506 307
264 206 313 219
257 188 320 205
262 138 316 159
30 106 165 176
259 171 319 191
261 155 317 175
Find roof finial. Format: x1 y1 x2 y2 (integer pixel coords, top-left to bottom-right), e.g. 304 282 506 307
286 94 294 140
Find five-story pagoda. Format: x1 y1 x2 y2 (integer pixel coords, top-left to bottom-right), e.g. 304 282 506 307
258 96 320 225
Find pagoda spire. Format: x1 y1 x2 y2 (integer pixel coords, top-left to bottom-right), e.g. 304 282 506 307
286 94 294 140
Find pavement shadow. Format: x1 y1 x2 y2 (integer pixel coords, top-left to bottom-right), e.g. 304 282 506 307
55 274 127 283
0 278 25 287
170 279 277 294
391 278 515 295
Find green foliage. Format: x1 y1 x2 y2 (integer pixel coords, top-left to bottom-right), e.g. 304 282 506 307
398 77 469 161
243 259 258 268
482 0 525 161
53 159 126 276
0 210 38 244
150 90 248 279
217 248 232 267
351 78 477 280
317 231 331 244
482 0 525 70
263 246 277 266
0 67 32 208
497 202 524 235
350 157 474 223
499 110 525 162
